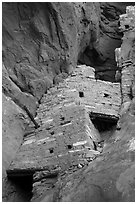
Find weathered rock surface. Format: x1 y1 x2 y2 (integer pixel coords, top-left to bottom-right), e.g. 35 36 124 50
7 105 100 174
79 2 135 81
30 113 135 202
2 93 31 201
6 65 121 201
33 90 135 202
49 6 134 202
30 5 135 202
2 2 101 110
2 3 101 200
52 107 135 202
2 2 132 114
2 2 135 202
2 94 26 177
2 63 38 116
115 6 135 112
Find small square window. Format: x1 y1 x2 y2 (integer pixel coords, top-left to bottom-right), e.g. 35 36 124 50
79 91 84 97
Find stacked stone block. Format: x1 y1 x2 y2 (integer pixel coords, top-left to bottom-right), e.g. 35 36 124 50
7 104 101 175
37 65 121 123
115 6 135 104
119 6 135 32
121 64 134 103
7 64 121 176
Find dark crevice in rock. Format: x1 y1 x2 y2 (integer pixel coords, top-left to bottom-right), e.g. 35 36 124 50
78 46 106 67
7 175 33 202
9 75 35 97
47 3 68 50
23 106 40 129
77 44 118 82
128 86 134 100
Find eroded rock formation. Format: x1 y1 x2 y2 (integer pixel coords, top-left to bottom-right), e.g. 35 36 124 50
2 2 135 202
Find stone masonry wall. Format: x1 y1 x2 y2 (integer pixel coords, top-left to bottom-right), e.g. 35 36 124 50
3 3 134 202
7 104 101 175
38 65 121 121
7 65 121 201
115 6 135 106
7 65 121 177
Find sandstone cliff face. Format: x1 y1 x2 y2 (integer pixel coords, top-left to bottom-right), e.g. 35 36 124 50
2 3 100 200
2 2 135 202
2 93 30 201
78 2 134 81
2 2 100 113
3 2 131 112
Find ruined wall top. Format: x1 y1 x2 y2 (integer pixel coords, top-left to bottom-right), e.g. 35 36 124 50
115 6 135 67
119 6 135 32
115 5 135 104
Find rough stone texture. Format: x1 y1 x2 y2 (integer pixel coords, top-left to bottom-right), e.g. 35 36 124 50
7 65 121 201
2 2 131 114
2 2 135 202
2 93 30 201
121 64 134 103
2 94 27 176
63 65 121 119
36 98 135 202
2 3 101 200
46 6 134 202
31 176 58 202
30 6 134 202
7 104 101 174
119 6 135 32
115 6 135 109
8 65 121 175
2 2 100 112
36 65 121 125
79 2 134 82
2 63 38 116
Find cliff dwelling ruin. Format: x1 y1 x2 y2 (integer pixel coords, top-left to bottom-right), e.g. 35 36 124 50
2 3 135 202
7 65 121 175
